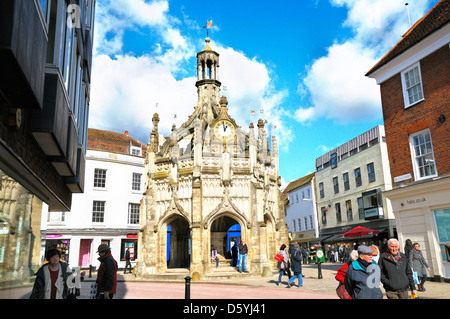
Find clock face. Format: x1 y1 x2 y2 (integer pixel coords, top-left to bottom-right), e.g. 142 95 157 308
214 120 235 141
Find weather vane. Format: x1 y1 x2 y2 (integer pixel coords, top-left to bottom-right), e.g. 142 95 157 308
202 20 212 37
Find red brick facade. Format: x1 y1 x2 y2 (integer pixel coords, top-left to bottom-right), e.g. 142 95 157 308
379 45 450 186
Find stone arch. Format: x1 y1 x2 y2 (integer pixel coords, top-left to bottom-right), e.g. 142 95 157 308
163 213 191 269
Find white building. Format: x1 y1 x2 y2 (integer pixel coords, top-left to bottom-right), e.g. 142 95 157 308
41 129 146 270
283 173 319 246
314 125 396 245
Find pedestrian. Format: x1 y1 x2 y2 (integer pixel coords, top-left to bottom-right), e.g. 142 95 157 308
231 243 238 267
124 247 132 274
335 249 358 299
344 246 383 299
378 238 417 299
287 243 303 288
211 245 219 268
410 242 429 292
380 238 388 254
96 244 118 299
30 248 70 299
404 239 413 259
238 239 249 273
276 244 291 286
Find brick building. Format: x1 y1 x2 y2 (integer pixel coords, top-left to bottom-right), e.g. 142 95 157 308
366 0 449 281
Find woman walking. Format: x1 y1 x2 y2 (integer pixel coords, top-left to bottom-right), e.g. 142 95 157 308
277 244 291 286
409 242 429 291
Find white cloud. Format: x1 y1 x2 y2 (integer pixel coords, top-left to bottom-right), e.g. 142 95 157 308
90 2 292 149
295 0 432 124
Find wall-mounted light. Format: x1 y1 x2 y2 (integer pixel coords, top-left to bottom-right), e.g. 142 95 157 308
438 114 446 124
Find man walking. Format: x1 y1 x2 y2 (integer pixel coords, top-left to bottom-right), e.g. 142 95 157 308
378 238 417 299
124 247 132 274
238 239 249 273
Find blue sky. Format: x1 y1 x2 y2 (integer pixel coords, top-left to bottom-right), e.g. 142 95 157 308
89 0 439 187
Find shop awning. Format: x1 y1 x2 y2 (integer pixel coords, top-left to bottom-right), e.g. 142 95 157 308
311 234 333 242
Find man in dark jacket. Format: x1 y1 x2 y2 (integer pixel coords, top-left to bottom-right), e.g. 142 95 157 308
344 245 383 299
238 239 249 273
287 243 303 288
378 238 417 299
96 244 118 299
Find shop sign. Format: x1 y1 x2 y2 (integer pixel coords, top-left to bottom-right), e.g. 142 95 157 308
127 233 138 239
46 234 63 239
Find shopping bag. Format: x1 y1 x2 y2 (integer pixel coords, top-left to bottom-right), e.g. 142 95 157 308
274 254 283 263
413 271 420 285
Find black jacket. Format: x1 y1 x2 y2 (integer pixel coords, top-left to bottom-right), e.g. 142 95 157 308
30 262 70 299
238 243 248 255
378 252 416 292
290 249 302 273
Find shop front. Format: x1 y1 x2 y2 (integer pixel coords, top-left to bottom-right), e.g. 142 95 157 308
384 176 450 281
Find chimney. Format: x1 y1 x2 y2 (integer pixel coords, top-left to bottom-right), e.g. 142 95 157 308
125 130 128 136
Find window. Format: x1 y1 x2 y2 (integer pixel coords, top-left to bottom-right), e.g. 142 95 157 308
128 145 142 156
128 203 140 225
354 168 362 186
132 173 142 191
331 153 337 168
321 207 327 225
410 129 437 180
333 177 339 194
346 200 353 221
319 182 324 198
304 217 308 230
309 216 313 229
293 219 297 232
335 203 342 223
357 197 364 219
402 63 424 107
94 169 106 188
343 172 350 190
92 201 105 223
295 194 299 203
298 218 302 231
367 163 376 182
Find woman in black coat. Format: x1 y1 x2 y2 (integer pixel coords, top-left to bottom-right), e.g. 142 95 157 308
287 243 303 288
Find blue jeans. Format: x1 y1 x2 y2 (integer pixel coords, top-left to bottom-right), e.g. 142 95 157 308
288 272 303 287
239 254 247 271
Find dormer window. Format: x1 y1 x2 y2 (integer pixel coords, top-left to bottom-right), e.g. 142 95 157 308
128 145 142 156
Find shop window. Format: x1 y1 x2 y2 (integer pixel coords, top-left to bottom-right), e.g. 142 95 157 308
121 240 138 261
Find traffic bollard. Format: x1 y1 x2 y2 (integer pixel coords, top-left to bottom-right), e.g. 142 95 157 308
185 276 191 299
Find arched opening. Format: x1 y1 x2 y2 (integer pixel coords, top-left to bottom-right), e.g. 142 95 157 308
166 216 190 269
210 215 241 266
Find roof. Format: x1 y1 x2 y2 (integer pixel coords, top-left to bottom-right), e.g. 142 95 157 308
87 128 147 157
282 172 315 195
366 0 450 76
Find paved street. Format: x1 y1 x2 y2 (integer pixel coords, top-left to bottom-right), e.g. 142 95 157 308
2 263 448 300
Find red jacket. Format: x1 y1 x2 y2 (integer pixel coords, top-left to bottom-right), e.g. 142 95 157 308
335 262 349 283
97 253 118 294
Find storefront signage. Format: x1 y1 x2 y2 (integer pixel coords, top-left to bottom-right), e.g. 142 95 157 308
46 234 63 239
364 207 384 219
127 233 138 239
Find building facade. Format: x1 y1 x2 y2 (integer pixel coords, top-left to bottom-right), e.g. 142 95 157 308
135 38 288 279
283 173 319 246
43 129 146 270
366 0 450 281
0 0 95 287
315 125 396 245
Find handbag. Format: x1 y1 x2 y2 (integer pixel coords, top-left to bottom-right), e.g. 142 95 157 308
274 254 283 263
336 283 351 299
413 271 420 285
89 282 98 299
